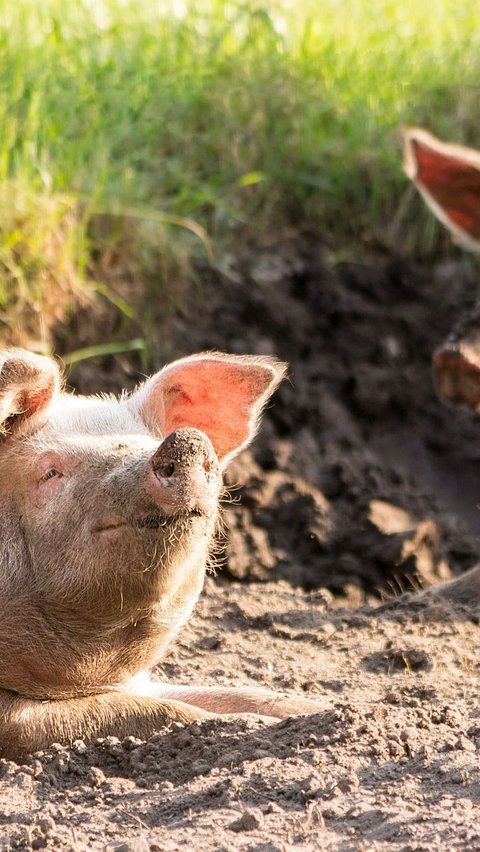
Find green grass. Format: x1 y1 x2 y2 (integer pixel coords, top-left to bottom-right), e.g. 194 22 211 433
1 0 480 345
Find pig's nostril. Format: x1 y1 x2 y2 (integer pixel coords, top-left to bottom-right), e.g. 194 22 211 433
158 461 175 478
152 428 219 484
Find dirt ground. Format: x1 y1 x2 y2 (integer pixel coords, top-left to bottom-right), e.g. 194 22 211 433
3 239 480 849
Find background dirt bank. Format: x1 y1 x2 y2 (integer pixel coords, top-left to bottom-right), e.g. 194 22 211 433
2 241 480 850
59 237 480 596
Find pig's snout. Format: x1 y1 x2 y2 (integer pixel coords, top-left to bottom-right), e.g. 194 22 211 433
152 428 217 478
148 428 220 516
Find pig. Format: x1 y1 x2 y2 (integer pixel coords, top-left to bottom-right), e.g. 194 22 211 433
403 128 480 410
402 127 480 608
0 348 324 759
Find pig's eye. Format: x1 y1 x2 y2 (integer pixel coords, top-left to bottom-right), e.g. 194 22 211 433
40 468 62 483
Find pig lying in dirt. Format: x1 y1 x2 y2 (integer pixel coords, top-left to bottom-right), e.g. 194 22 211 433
0 348 324 759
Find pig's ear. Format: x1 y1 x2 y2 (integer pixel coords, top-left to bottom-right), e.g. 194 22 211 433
433 345 480 411
403 127 480 251
0 349 60 438
432 306 480 412
132 352 287 465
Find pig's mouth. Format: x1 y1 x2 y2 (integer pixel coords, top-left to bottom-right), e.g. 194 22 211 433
135 508 205 529
93 508 206 534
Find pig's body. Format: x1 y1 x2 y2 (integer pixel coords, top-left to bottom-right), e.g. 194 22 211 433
0 349 323 758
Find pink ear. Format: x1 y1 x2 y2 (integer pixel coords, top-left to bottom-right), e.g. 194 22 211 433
403 128 480 250
133 352 287 465
0 349 60 438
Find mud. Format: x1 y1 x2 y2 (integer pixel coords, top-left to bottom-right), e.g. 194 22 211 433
2 238 480 849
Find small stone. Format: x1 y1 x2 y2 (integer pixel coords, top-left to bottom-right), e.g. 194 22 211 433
73 739 87 754
400 727 418 742
30 760 44 778
104 736 124 757
87 767 106 787
451 769 469 784
122 736 143 751
0 760 17 778
262 801 283 814
104 736 122 751
228 810 263 832
455 736 476 752
37 816 56 836
337 772 359 793
13 772 34 790
196 635 222 650
385 691 401 704
52 754 71 774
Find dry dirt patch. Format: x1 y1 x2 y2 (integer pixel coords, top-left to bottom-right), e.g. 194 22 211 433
2 581 480 850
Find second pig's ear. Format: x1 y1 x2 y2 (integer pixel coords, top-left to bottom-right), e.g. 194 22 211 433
131 351 287 466
0 349 61 439
403 127 480 251
433 305 480 412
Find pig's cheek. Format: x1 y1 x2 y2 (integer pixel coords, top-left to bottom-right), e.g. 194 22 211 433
33 478 66 509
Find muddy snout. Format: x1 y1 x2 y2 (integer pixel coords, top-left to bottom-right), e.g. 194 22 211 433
149 428 220 516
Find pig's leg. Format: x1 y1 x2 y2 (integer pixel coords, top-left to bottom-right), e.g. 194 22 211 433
417 562 480 609
0 688 214 760
140 681 328 718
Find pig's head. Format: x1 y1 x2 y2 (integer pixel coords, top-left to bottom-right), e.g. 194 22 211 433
0 349 285 697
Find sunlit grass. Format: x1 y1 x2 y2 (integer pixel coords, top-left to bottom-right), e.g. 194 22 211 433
3 0 480 230
1 0 479 344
